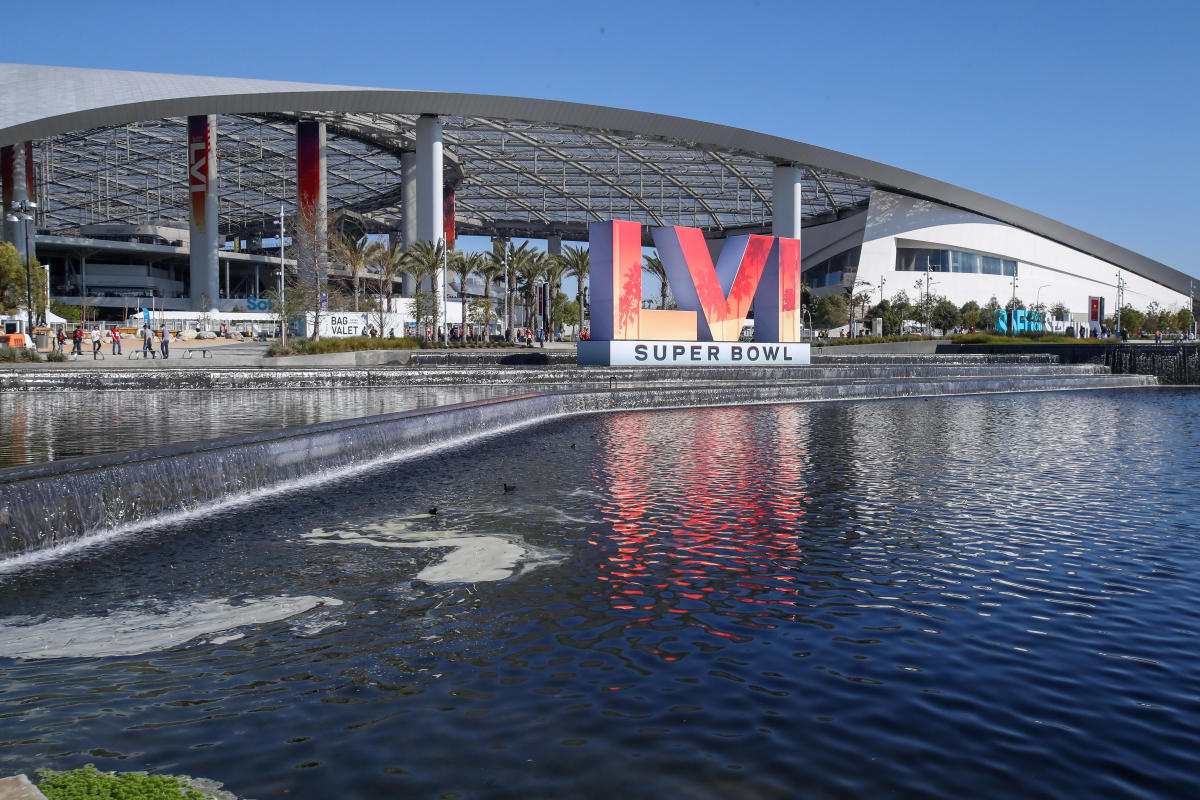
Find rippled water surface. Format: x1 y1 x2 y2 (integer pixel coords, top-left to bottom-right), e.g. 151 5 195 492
0 386 528 466
2 389 1199 798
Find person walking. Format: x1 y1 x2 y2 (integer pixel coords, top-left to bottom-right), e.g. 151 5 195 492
71 326 83 356
90 326 101 359
56 328 66 353
160 325 170 359
110 326 122 356
141 324 155 359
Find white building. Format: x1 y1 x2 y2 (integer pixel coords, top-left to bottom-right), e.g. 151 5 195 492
804 190 1188 319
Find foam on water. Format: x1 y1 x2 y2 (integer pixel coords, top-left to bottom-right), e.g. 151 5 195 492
0 595 342 660
301 517 563 583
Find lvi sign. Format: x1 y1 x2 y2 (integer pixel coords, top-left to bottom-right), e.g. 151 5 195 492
578 220 810 367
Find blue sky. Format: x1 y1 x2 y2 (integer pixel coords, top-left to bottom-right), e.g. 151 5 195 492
6 0 1198 279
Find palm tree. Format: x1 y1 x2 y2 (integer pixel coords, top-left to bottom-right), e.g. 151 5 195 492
332 233 375 312
453 251 485 338
541 251 568 339
560 244 589 339
371 239 407 334
643 252 669 311
484 239 510 339
477 254 506 339
406 239 445 338
505 241 538 336
515 249 546 333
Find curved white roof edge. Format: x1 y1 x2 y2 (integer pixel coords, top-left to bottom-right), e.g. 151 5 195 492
0 63 1190 294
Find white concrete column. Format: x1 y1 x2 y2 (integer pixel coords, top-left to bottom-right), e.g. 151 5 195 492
416 116 443 245
188 115 220 310
400 151 417 250
416 115 444 313
771 165 803 240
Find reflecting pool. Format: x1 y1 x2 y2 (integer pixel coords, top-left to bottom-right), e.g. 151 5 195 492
0 386 528 467
1 388 1198 798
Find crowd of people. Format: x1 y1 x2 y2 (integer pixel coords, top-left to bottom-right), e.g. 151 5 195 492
50 324 175 359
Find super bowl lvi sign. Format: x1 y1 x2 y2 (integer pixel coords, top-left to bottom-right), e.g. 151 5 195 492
578 220 810 366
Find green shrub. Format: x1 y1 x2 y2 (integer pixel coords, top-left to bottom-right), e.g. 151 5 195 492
264 341 300 357
814 335 938 347
0 347 41 362
44 349 69 362
38 765 208 800
950 333 1101 346
293 335 422 355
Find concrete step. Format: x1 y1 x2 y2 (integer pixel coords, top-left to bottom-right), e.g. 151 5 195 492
0 775 47 800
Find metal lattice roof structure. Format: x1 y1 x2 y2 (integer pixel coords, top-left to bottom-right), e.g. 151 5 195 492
30 111 874 243
0 63 1192 293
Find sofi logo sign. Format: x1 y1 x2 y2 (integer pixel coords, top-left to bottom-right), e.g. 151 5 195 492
590 220 802 343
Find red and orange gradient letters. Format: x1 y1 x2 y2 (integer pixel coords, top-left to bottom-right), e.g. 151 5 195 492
589 220 802 343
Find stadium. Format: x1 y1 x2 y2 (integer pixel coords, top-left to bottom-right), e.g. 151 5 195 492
1 63 1194 335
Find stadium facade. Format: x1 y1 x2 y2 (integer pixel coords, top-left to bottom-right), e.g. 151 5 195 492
1 63 1194 330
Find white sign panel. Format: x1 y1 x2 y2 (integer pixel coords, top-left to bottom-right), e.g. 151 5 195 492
579 340 810 367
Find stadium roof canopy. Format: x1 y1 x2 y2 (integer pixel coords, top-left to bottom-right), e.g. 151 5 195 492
0 63 1190 293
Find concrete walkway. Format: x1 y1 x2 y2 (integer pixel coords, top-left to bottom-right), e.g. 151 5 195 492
6 340 573 369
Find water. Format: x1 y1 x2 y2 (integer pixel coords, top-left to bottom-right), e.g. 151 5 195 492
1 389 1198 798
0 386 528 467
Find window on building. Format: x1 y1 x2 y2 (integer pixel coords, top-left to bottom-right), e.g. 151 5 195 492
897 247 1015 276
805 246 861 288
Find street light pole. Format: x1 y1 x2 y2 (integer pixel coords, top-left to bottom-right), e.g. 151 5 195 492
1034 283 1052 328
1114 272 1125 336
278 204 287 347
5 199 37 336
1009 267 1019 336
1191 279 1196 338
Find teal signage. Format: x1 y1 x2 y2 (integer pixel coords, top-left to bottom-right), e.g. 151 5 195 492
994 308 1045 334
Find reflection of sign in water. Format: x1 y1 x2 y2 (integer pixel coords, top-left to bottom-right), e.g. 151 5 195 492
579 219 810 367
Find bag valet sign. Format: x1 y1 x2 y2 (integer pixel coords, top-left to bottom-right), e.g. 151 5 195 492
578 220 811 367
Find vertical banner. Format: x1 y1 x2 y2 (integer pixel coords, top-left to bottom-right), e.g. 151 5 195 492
187 116 211 235
187 115 219 309
296 120 328 281
1 145 13 245
24 141 35 201
443 188 456 250
1089 296 1102 325
23 141 37 262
